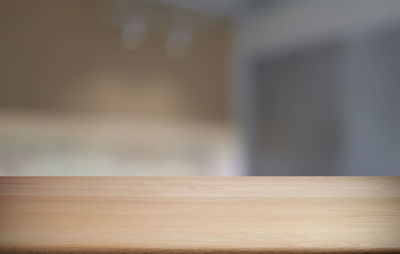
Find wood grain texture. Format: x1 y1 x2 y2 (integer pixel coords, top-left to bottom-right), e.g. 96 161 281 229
0 177 400 253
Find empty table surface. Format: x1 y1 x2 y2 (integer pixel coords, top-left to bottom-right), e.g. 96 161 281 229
0 177 400 253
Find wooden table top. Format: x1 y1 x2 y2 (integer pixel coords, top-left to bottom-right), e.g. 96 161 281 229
1 177 400 253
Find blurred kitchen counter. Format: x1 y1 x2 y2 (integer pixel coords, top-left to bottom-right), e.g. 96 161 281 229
0 110 240 176
0 177 400 253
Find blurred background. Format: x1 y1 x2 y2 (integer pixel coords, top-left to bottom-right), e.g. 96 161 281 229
0 0 399 176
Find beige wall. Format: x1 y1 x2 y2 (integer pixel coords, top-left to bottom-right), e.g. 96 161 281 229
0 0 230 121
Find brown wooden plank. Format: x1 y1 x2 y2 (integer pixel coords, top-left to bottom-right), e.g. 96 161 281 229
1 177 399 253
